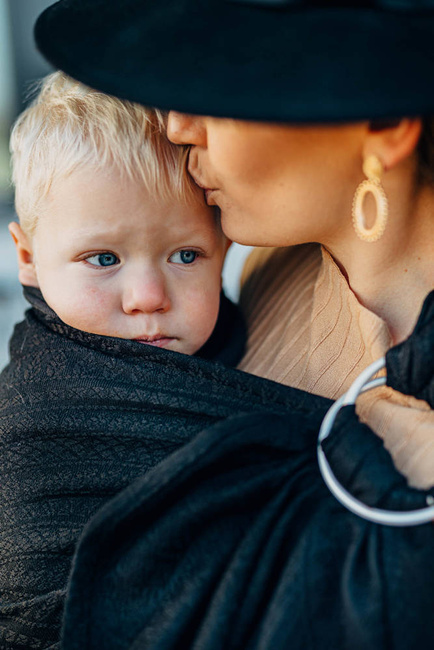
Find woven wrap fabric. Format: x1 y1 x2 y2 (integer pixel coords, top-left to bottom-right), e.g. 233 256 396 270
1 286 310 650
58 291 434 650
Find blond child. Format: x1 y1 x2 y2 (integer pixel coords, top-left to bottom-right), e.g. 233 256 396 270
9 72 229 355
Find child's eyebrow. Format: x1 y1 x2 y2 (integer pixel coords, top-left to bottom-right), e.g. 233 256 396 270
63 226 218 250
64 225 128 242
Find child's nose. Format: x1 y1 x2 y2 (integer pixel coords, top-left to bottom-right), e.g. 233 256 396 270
122 273 170 315
167 111 207 147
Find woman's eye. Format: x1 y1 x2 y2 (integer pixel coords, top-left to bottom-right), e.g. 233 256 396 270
86 253 119 267
169 250 199 265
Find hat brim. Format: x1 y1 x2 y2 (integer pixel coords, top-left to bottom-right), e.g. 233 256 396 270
35 0 434 123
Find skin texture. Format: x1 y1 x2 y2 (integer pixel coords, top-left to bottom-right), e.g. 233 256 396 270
10 167 227 355
167 113 434 343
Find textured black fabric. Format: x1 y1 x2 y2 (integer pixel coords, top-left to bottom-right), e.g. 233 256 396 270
60 291 434 649
34 0 434 123
2 286 308 650
386 290 434 406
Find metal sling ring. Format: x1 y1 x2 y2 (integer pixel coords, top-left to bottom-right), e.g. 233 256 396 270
317 357 434 526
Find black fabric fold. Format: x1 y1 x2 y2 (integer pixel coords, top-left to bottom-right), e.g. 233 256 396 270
386 289 434 406
0 287 328 650
60 290 434 650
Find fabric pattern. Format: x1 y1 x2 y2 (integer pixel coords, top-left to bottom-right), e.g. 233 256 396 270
60 292 434 650
0 286 256 649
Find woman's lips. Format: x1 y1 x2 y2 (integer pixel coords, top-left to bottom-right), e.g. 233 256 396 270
189 173 216 196
188 168 218 206
134 337 175 348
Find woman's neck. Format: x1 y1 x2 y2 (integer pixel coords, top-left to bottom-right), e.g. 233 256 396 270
324 184 434 345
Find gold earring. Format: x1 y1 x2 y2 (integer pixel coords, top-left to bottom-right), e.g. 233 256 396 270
352 155 388 242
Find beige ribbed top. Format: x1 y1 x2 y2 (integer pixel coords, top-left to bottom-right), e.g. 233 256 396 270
238 243 434 489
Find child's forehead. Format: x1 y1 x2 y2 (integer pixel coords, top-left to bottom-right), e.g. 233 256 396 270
47 166 205 212
43 169 222 245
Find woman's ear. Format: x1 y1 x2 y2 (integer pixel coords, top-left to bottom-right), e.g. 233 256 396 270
8 222 39 287
364 118 422 171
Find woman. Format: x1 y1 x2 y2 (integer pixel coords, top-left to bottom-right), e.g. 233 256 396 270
167 112 434 487
31 1 434 648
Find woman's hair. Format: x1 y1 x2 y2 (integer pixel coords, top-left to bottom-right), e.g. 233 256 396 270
10 72 197 237
417 117 434 186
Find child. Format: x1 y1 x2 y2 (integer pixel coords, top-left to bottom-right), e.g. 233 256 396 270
0 72 244 650
9 72 229 356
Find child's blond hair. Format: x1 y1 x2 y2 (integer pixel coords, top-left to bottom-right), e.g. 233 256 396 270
10 72 196 237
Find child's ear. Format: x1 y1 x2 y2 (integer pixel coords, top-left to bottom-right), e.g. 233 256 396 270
8 222 39 288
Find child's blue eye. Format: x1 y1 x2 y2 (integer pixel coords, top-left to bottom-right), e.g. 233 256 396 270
169 250 199 265
86 253 119 267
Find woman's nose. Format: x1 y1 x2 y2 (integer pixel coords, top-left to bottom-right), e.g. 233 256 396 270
167 111 207 147
122 274 171 315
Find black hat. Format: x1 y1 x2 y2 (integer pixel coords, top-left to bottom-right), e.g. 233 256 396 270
35 0 434 123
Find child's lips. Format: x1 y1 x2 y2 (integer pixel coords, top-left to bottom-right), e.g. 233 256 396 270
133 336 175 348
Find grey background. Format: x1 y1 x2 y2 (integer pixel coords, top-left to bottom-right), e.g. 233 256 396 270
0 0 54 371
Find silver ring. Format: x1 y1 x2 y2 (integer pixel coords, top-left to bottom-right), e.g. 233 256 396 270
317 357 434 526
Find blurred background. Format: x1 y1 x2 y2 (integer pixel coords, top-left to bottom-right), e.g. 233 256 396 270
0 0 54 370
0 0 251 371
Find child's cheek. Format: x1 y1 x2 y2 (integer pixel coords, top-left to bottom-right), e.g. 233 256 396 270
76 286 114 326
55 285 115 334
182 281 221 353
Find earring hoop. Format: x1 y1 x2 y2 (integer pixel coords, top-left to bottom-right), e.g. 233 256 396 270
352 155 388 242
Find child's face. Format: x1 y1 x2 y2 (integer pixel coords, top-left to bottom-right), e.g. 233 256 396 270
14 168 227 355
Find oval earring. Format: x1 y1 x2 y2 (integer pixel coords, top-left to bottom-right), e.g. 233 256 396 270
352 154 389 242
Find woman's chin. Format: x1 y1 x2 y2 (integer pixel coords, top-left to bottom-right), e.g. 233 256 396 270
220 213 285 247
220 207 319 248
219 210 258 246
